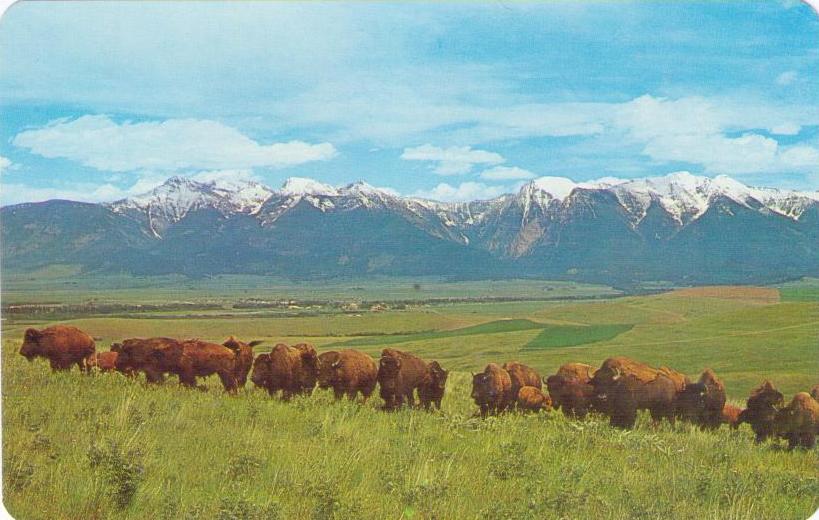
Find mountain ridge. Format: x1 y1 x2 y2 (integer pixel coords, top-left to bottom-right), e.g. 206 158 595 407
3 172 817 285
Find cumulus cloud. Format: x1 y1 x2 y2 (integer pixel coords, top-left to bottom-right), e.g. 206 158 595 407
401 144 504 175
12 115 337 173
411 181 510 202
776 70 798 86
770 122 801 136
479 166 536 181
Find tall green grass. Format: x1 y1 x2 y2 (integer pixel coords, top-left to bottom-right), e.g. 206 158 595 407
3 347 817 520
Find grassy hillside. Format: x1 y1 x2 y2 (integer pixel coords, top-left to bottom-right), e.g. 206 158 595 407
2 285 818 518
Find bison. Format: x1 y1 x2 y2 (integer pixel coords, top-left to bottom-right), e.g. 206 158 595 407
149 339 240 393
676 369 726 430
317 349 378 402
85 351 120 373
596 370 678 429
112 337 180 383
222 336 263 388
377 349 429 411
736 380 785 443
471 363 513 417
810 384 819 402
545 374 597 419
721 403 743 429
418 361 449 410
250 343 319 399
503 361 542 406
517 386 551 412
19 325 95 373
546 362 596 411
774 392 819 449
593 357 688 394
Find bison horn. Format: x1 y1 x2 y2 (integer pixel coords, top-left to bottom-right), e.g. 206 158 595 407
331 360 341 369
612 367 621 381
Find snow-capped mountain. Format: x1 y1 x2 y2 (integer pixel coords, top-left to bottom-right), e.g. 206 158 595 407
4 172 817 285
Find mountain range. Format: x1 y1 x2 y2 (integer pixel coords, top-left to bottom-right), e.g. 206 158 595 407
2 172 817 286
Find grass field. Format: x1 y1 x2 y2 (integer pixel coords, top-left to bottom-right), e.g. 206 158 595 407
2 279 818 519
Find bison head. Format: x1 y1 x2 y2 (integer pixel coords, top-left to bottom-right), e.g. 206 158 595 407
427 361 449 393
749 380 785 410
223 337 261 387
470 372 495 405
676 382 708 422
317 351 340 389
250 353 272 388
293 344 319 392
19 328 42 360
378 355 401 390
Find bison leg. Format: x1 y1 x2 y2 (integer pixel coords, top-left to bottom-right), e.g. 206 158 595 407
800 432 816 449
434 398 442 410
177 370 197 388
345 389 358 401
218 371 238 394
333 387 345 400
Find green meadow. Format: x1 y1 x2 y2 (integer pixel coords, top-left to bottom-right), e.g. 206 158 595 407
2 278 818 519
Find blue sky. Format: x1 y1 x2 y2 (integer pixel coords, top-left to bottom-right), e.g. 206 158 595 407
1 1 818 204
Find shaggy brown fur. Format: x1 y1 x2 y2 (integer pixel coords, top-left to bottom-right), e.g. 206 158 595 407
85 351 120 373
810 384 819 402
317 349 378 401
250 343 319 399
547 362 596 411
502 361 542 406
599 373 677 429
471 363 513 417
377 348 430 410
112 337 181 383
151 339 240 393
676 368 726 430
594 357 688 393
774 392 819 449
418 361 449 410
721 403 742 429
517 386 551 412
737 380 785 443
19 325 95 373
545 374 597 419
222 336 263 388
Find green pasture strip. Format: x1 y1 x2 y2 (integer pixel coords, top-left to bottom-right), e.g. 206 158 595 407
521 324 634 350
324 318 548 347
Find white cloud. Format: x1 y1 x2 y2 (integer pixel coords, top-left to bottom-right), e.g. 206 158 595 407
479 166 536 181
770 122 801 136
0 155 11 174
401 144 504 175
411 181 509 202
776 70 798 86
12 115 337 173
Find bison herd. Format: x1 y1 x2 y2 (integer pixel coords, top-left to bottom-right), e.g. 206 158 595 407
18 325 819 450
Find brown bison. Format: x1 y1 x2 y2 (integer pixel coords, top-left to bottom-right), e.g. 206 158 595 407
377 348 430 410
593 357 688 394
596 370 678 429
721 403 743 429
546 362 596 411
810 384 819 402
503 361 542 404
250 343 319 399
418 361 449 410
316 349 378 401
676 369 726 430
471 363 513 417
112 337 180 383
222 336 263 388
736 380 785 443
774 392 819 449
545 374 597 419
19 325 95 372
517 386 551 412
85 351 120 373
150 339 240 393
